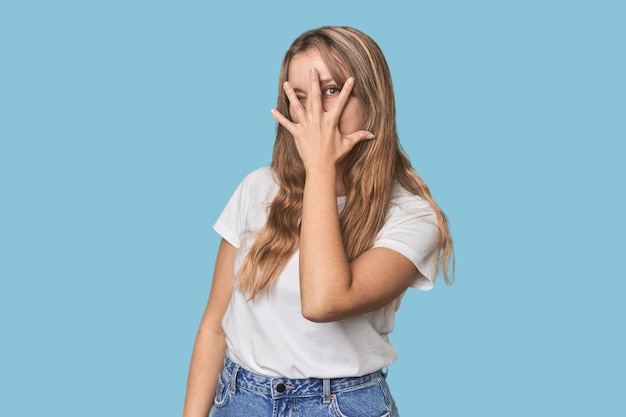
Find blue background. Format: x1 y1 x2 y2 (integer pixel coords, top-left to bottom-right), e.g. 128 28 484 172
1 1 624 415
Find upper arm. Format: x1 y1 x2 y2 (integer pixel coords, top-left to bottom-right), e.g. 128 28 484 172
197 239 237 334
305 247 418 322
301 195 441 323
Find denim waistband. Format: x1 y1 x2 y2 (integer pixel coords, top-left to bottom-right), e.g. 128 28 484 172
223 355 384 401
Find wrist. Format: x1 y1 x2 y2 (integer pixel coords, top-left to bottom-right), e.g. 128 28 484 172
304 163 336 179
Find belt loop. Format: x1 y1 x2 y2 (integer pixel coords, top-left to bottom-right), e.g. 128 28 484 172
322 378 331 403
229 364 240 394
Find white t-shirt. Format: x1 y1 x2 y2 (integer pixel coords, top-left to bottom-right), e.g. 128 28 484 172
214 167 439 379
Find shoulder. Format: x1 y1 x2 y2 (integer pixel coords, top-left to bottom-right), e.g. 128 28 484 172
379 184 438 236
240 166 275 186
386 184 437 222
236 166 278 194
234 166 279 208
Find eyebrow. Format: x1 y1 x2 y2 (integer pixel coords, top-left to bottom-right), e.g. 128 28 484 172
291 78 335 93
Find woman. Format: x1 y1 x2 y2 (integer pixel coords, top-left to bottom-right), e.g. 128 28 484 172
183 26 454 417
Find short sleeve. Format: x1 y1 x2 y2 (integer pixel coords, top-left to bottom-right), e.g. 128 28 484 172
213 167 276 249
213 178 250 249
373 191 440 291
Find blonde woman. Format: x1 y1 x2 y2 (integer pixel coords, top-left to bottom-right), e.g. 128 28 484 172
183 26 454 417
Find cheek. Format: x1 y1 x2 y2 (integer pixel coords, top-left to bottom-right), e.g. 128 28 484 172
338 99 365 134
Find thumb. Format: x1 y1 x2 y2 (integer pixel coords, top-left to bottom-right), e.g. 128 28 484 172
344 130 375 148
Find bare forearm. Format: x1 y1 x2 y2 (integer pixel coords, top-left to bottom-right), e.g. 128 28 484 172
183 327 226 417
272 67 377 321
300 167 352 320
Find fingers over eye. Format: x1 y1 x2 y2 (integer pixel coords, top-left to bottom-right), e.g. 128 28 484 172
283 82 298 103
283 82 305 119
336 77 355 109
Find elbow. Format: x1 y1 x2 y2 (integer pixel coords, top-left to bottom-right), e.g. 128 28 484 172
300 276 354 322
302 310 331 323
301 299 341 323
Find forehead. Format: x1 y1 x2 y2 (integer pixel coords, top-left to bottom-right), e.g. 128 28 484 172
287 50 332 82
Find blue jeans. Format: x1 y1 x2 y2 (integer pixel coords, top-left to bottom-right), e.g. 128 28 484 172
212 356 400 417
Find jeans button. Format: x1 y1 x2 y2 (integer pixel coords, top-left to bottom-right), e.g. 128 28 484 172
276 383 286 393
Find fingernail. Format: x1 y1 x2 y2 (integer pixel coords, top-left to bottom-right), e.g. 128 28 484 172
347 77 354 84
366 133 375 139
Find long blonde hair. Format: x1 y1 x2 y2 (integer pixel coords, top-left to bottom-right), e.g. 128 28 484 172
237 26 454 298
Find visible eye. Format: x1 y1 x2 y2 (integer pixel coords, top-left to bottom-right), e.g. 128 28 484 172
323 86 341 96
